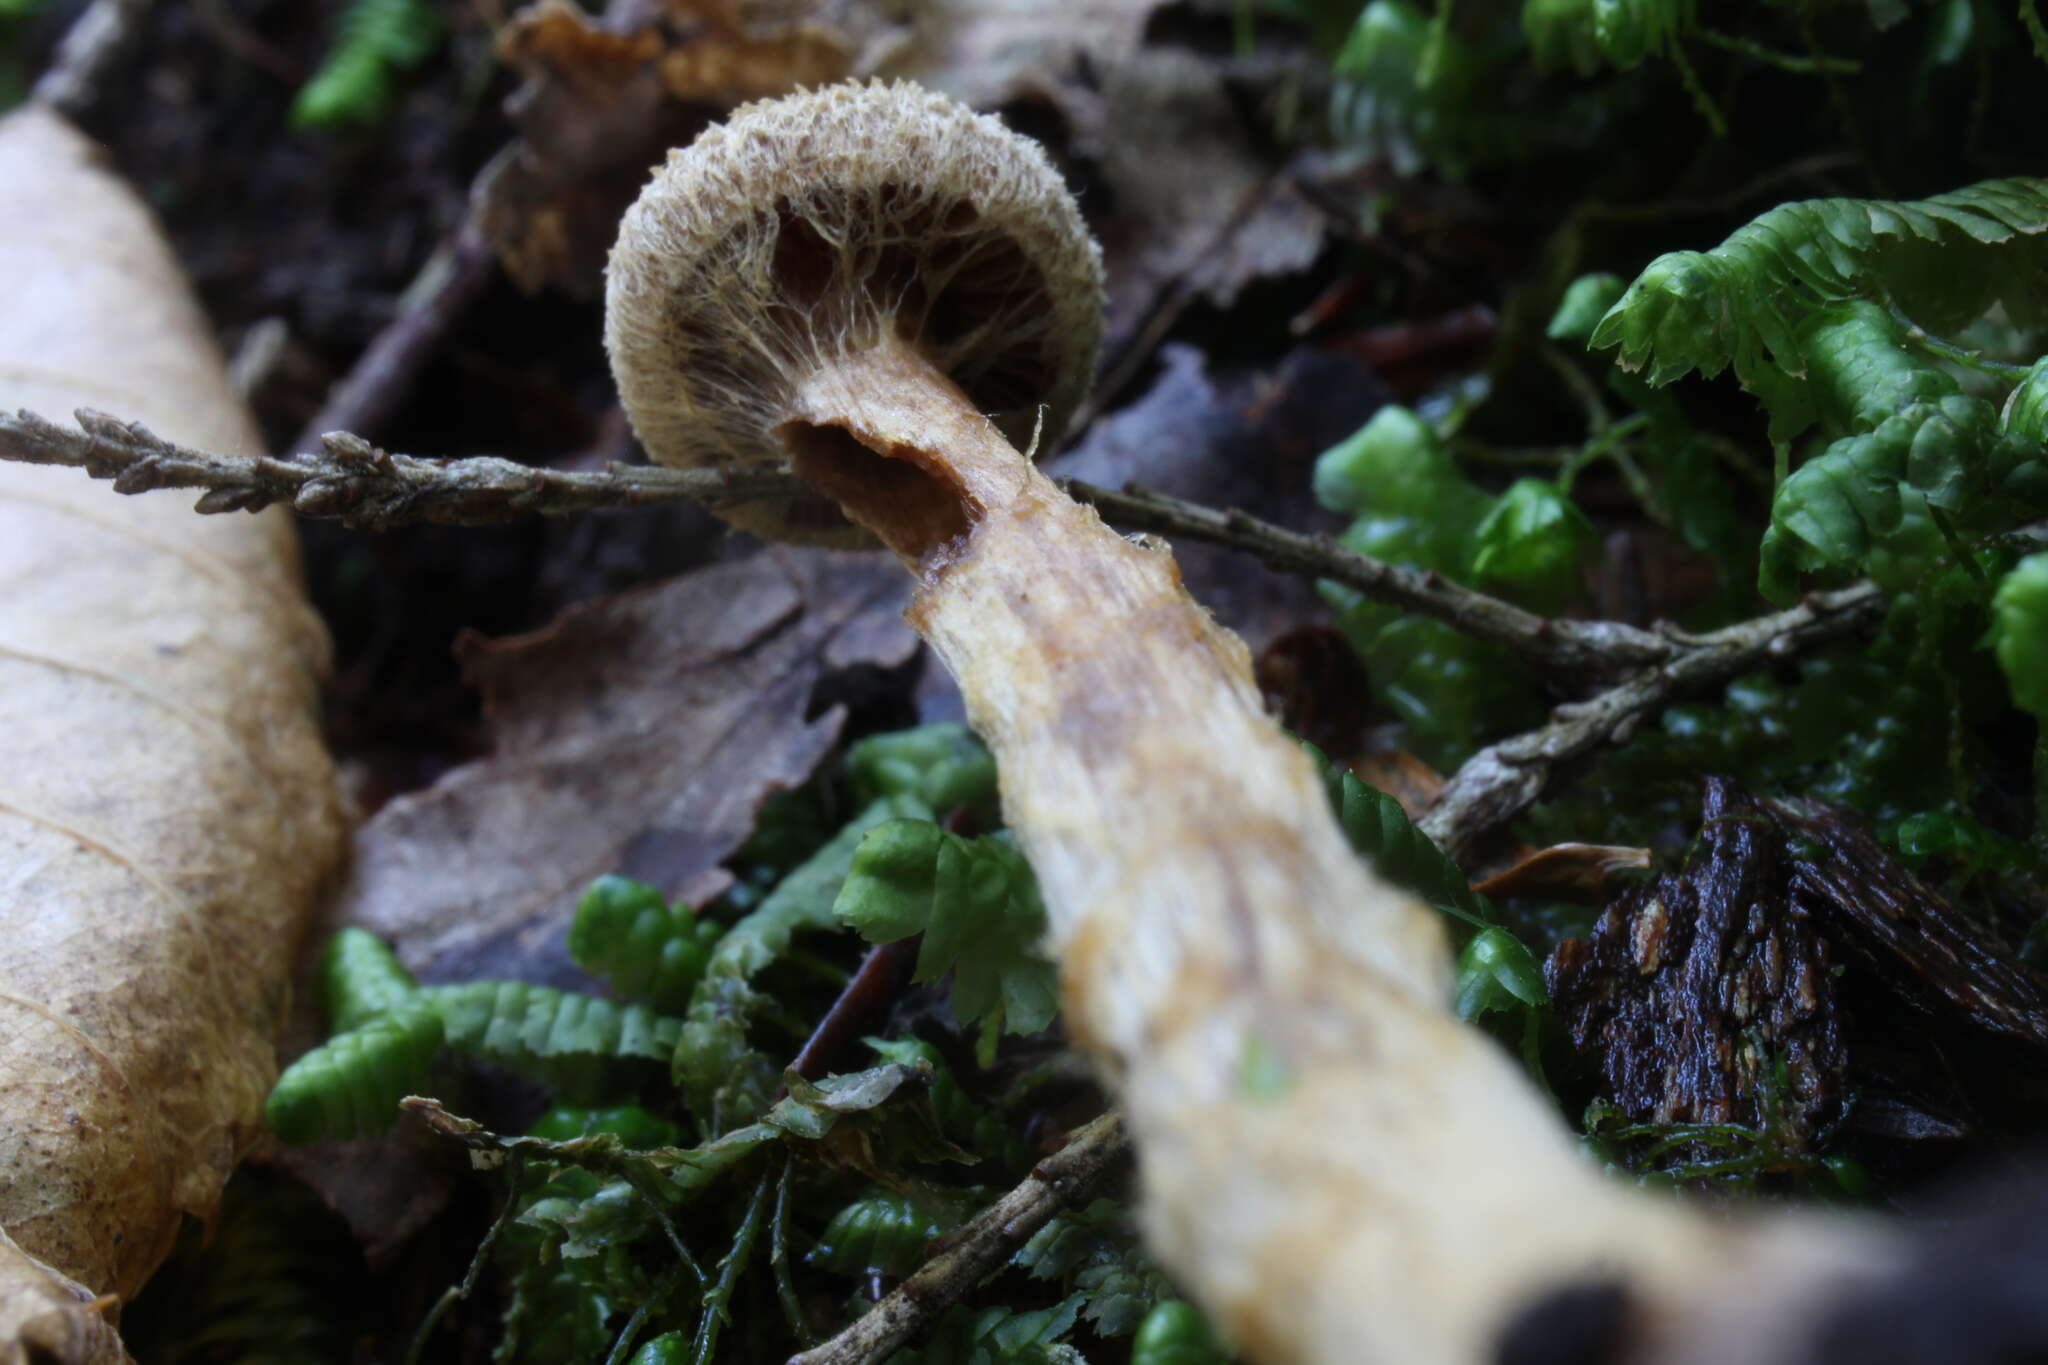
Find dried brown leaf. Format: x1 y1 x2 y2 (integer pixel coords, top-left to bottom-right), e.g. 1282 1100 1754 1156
1473 842 1653 905
482 0 898 294
1347 751 1447 821
1080 49 1326 346
1256 625 1376 759
336 549 915 985
881 0 1159 108
877 6 1326 354
0 108 345 1359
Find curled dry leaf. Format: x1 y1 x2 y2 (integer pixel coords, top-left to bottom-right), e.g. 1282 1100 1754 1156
1255 625 1378 760
0 108 345 1360
336 550 915 986
1472 841 1653 904
883 8 1328 355
482 0 900 294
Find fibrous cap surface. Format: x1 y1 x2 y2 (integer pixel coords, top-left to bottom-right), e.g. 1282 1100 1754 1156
605 80 1104 545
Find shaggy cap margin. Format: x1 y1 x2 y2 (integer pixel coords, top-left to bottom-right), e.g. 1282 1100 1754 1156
605 80 1106 546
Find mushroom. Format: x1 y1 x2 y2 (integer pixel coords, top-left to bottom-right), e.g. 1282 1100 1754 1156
605 82 1898 1365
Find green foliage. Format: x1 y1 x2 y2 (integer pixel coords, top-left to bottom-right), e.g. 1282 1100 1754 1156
1454 927 1550 1022
1584 179 2048 599
526 1103 681 1150
1013 1200 1174 1337
293 0 441 129
323 924 425 1032
1523 0 1694 72
1994 552 2048 719
1304 740 1491 931
424 980 684 1087
492 1061 945 1363
1591 177 2048 403
1312 405 1563 762
866 1036 1024 1168
270 929 435 1142
1132 1300 1230 1365
891 1297 1089 1365
1471 478 1601 610
837 821 1060 1064
570 875 724 1012
2010 357 2048 440
847 722 1000 825
259 725 1163 1359
495 1263 619 1365
266 1000 442 1143
809 1191 958 1276
627 1331 691 1365
1302 741 1552 1073
1314 404 1490 535
1580 1093 1870 1196
269 921 688 1142
679 793 925 1129
1547 272 1628 341
1331 0 1482 176
1753 301 2046 598
119 1170 360 1365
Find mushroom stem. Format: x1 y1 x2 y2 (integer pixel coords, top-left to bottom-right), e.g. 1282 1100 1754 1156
606 83 1905 1365
735 333 1897 1365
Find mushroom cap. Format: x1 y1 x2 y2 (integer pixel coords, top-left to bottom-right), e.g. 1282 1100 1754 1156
604 80 1105 546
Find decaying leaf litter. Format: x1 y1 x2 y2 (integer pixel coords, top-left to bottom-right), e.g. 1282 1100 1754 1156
4 2 2048 1365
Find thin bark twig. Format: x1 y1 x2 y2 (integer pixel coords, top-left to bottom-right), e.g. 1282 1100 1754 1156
1069 479 1672 680
1417 582 1890 863
785 1111 1129 1365
785 939 919 1084
32 0 160 119
291 225 501 452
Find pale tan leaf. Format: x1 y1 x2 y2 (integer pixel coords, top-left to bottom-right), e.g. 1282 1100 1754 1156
0 107 346 1361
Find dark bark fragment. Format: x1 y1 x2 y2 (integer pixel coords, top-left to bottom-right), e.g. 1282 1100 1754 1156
1549 777 2048 1175
1549 778 1848 1152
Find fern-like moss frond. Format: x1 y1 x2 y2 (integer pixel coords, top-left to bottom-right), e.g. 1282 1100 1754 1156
1591 177 2048 424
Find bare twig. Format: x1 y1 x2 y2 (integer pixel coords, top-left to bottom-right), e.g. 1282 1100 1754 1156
1068 480 1671 681
292 225 501 453
785 939 918 1085
786 1111 1128 1365
0 407 792 529
1417 582 1890 864
32 0 160 119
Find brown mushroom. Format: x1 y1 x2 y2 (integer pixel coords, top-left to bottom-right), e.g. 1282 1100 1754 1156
605 81 1897 1365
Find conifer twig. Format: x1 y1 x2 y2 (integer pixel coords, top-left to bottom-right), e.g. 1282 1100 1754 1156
0 406 1670 680
786 1112 1129 1365
0 407 793 528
